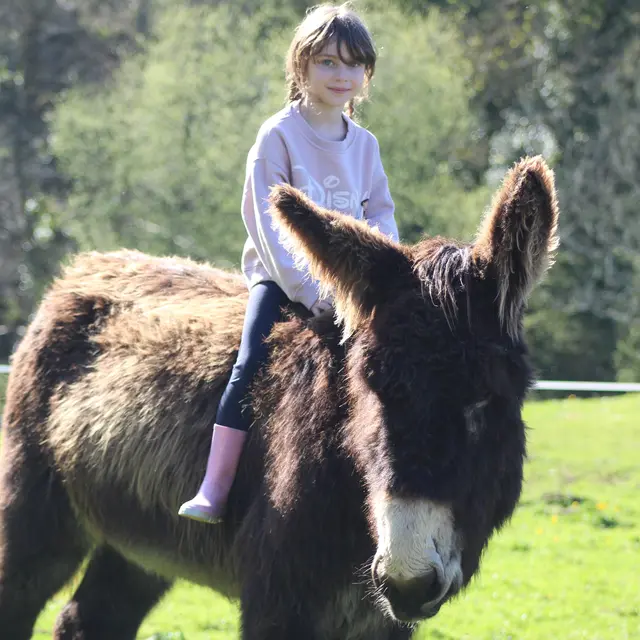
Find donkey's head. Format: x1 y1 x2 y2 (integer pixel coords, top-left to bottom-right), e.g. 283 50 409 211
269 156 559 622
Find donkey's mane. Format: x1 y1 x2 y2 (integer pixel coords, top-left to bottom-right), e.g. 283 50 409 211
412 238 472 330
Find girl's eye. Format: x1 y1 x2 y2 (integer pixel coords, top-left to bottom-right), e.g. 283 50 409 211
320 58 336 68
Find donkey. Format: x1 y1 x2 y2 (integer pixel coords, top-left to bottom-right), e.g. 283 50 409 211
0 156 559 640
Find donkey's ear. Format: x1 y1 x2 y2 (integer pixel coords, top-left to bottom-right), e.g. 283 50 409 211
472 156 560 338
269 184 411 338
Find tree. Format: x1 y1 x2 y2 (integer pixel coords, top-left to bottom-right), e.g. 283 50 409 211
360 4 489 242
0 0 150 358
52 3 294 267
520 3 640 380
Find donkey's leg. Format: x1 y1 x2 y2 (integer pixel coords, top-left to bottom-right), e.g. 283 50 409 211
0 441 88 640
54 545 172 640
241 598 415 640
240 609 319 640
240 579 320 640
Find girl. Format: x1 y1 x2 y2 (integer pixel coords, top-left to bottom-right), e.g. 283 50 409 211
179 2 399 523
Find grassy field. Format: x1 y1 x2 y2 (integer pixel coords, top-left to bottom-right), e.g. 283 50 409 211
1 376 637 639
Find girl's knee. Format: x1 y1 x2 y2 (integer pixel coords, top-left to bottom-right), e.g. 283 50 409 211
229 352 263 384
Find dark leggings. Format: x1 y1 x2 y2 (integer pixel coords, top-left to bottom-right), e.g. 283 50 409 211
215 280 290 431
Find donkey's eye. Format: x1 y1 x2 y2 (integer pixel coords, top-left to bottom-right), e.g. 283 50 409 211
464 398 490 439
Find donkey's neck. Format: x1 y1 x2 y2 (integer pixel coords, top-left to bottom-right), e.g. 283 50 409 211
251 314 352 509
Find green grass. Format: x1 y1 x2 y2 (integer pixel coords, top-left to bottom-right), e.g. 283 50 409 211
0 381 636 639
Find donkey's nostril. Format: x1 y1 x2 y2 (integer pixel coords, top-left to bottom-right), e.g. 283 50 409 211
383 567 442 619
424 567 443 603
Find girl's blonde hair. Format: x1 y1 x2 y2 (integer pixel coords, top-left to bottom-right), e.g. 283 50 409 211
285 3 377 118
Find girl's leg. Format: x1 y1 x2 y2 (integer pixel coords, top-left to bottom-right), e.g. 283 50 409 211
215 280 290 432
178 281 289 523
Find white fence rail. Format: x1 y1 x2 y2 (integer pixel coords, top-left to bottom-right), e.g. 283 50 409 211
1 364 639 392
534 380 640 392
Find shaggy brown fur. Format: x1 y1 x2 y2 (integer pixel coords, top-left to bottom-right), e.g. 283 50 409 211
0 156 559 640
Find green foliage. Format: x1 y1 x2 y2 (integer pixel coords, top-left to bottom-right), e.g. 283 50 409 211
52 1 486 269
0 0 145 359
53 3 294 268
523 253 619 382
360 3 489 242
32 395 640 639
525 306 617 382
615 318 640 383
614 269 640 382
0 373 7 416
0 194 75 360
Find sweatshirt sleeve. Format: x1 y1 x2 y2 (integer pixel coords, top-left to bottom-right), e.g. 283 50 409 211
364 140 400 242
243 157 321 311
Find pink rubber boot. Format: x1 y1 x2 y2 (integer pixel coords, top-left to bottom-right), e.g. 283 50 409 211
178 424 248 524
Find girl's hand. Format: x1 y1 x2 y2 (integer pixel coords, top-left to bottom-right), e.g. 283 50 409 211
310 299 333 317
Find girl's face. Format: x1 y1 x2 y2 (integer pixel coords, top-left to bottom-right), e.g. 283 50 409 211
304 40 366 110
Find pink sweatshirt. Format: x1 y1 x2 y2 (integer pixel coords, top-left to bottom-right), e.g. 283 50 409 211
240 100 399 311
